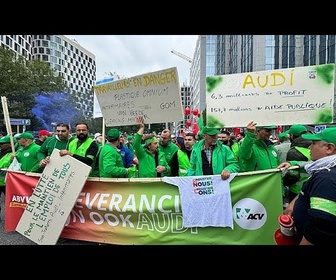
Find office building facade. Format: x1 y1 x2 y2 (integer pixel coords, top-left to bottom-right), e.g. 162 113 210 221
0 35 96 118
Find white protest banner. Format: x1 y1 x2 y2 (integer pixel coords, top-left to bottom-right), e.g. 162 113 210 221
206 64 335 128
93 67 184 127
15 148 91 245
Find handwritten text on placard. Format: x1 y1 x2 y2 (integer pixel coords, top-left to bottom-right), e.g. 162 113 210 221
93 67 184 126
206 64 335 128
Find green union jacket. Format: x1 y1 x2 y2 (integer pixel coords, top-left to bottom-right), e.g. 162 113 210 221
187 139 240 176
237 131 280 172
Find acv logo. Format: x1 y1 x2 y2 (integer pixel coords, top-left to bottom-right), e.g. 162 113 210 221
233 198 267 230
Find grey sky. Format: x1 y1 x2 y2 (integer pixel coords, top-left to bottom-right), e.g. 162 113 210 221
66 35 198 85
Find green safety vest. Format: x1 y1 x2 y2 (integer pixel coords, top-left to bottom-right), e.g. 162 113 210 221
68 138 96 175
231 142 239 157
177 149 190 176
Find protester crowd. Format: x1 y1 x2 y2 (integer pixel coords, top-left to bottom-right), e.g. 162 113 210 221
0 118 335 246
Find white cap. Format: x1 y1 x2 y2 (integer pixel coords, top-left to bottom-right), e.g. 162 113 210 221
94 133 102 139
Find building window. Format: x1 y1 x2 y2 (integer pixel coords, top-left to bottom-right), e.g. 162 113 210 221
310 35 316 65
319 35 327 64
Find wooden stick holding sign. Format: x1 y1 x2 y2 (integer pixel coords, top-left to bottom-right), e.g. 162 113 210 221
1 96 16 155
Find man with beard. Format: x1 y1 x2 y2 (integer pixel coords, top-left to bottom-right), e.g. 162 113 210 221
217 130 239 157
170 132 196 176
59 122 99 177
38 123 75 172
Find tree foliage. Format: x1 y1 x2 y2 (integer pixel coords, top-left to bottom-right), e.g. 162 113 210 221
0 47 66 132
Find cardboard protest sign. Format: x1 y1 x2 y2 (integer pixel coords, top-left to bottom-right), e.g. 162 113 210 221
206 64 335 128
93 67 184 126
15 148 91 245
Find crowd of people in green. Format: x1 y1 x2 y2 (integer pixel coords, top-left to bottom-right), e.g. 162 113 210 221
0 116 335 245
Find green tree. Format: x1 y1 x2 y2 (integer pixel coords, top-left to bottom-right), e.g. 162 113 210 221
0 47 64 132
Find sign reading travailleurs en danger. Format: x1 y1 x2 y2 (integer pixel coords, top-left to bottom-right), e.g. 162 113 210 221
93 67 184 127
206 64 335 128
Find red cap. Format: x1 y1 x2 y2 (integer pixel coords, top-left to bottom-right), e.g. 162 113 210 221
39 130 51 137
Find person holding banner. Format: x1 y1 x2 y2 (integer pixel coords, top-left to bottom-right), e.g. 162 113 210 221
187 126 239 179
133 116 170 178
99 128 130 178
59 122 99 177
237 121 279 172
170 132 196 176
278 127 336 245
38 123 74 171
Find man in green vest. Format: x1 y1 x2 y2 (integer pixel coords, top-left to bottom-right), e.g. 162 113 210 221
283 124 312 203
170 132 196 176
59 122 99 177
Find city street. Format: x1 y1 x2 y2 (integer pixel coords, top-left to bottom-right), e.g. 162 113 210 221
0 194 97 245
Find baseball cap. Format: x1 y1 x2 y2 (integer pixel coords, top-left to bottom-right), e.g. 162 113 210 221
107 129 121 141
38 129 51 137
0 135 11 144
285 124 307 137
94 132 102 139
145 137 158 146
202 126 220 136
301 127 336 145
15 132 34 140
278 132 289 141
